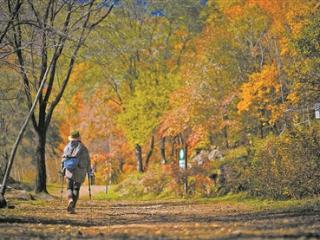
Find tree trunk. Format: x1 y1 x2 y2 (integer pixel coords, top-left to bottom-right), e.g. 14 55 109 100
119 158 125 172
260 121 264 139
35 130 47 193
135 144 143 173
0 152 8 180
160 137 166 164
223 126 229 148
144 136 155 171
183 144 188 195
0 60 52 208
170 136 176 160
0 1 115 207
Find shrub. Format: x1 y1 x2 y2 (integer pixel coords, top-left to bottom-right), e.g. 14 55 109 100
112 161 218 199
142 165 171 195
217 146 251 195
248 125 320 199
113 173 145 198
219 125 320 199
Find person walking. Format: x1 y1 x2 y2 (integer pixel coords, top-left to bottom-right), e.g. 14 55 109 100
61 130 91 214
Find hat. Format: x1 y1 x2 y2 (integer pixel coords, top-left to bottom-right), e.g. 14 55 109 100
68 130 81 141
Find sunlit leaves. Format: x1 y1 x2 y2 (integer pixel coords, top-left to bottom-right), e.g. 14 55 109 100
117 72 180 146
53 0 319 179
237 64 283 124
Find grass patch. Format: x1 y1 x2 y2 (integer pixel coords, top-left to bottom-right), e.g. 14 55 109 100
93 184 182 202
47 183 63 196
93 185 320 212
193 192 320 211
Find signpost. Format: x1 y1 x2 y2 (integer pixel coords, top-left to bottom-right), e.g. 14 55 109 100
315 103 320 119
178 146 188 195
178 148 186 169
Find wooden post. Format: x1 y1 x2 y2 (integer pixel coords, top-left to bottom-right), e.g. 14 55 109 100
184 144 188 195
177 144 188 196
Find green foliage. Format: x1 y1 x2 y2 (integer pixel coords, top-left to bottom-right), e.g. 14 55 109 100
117 73 180 146
219 153 251 195
287 10 320 106
218 124 320 200
14 0 319 202
247 126 320 199
109 167 173 200
295 11 320 58
113 173 145 199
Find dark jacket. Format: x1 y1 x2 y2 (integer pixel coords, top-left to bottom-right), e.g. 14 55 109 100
62 140 91 183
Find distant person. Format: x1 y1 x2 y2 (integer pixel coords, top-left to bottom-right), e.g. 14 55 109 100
61 130 91 214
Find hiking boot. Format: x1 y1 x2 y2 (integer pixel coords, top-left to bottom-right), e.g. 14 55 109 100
67 199 74 213
68 208 76 214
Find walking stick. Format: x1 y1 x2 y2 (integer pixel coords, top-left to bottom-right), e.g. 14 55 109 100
88 173 92 201
87 172 93 223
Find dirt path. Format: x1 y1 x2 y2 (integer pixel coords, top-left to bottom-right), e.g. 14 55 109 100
0 197 320 239
79 185 106 197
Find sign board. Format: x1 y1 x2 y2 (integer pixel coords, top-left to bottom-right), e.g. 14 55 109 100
178 148 186 169
315 103 320 119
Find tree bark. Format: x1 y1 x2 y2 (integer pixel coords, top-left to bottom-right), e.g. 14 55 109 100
135 144 143 173
0 0 22 44
144 136 155 171
35 130 47 193
0 58 52 207
160 136 166 164
223 126 229 149
170 136 176 160
260 121 264 139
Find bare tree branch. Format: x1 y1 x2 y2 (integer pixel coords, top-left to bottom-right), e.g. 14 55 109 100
0 0 22 44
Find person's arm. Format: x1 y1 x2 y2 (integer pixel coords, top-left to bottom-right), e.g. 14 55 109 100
60 145 68 174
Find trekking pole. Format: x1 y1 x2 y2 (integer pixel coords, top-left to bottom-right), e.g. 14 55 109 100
88 173 92 201
88 173 92 223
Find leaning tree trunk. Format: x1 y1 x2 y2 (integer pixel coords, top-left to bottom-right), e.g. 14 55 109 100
0 1 115 203
0 62 51 208
35 129 47 193
160 137 166 164
135 144 143 173
144 136 155 171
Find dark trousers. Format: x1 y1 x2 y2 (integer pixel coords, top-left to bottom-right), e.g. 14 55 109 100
66 178 81 208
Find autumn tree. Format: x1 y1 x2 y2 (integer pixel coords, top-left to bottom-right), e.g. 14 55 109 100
286 4 320 116
237 64 284 138
2 0 114 193
72 0 207 172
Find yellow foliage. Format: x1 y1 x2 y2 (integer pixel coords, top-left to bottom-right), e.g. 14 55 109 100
237 64 283 123
69 62 91 84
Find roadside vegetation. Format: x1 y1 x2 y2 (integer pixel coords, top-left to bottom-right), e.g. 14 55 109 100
1 0 320 205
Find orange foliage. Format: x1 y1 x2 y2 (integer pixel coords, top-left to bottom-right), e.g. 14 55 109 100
237 64 284 124
57 63 133 180
224 5 244 18
159 87 192 137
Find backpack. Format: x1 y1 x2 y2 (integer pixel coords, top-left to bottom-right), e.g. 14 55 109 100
63 144 80 171
63 157 79 171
